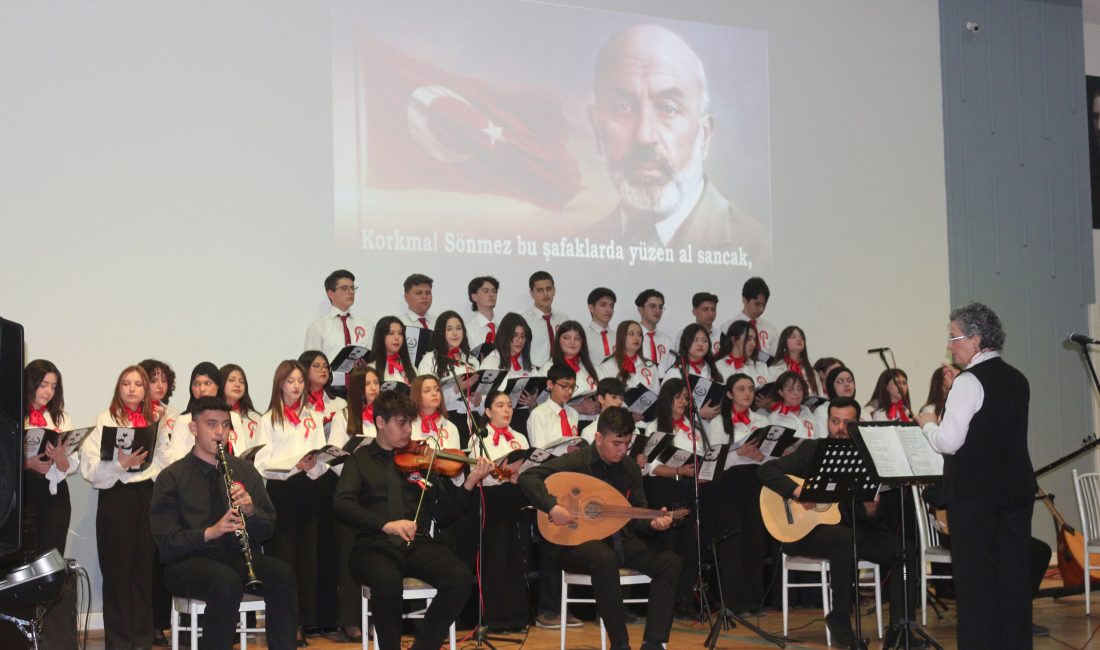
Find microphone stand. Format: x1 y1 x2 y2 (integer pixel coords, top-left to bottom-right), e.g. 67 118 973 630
1070 338 1100 398
445 363 519 649
676 354 712 624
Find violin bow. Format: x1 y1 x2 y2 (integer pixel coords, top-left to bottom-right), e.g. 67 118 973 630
407 436 442 546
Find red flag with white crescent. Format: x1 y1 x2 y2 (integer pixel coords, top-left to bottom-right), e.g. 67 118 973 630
358 36 582 210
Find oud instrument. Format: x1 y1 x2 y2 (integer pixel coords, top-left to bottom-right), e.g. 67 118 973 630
217 442 263 592
759 475 841 543
536 472 689 546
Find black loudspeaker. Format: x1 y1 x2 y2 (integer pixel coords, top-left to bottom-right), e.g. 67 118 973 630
0 317 24 558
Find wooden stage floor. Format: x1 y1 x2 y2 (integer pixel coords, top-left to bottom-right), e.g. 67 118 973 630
83 585 1100 650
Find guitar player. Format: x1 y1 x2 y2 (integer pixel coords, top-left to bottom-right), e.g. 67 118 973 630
757 397 922 649
519 406 680 650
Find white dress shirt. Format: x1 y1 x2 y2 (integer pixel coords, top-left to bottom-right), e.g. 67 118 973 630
230 408 263 455
466 312 499 351
706 410 770 467
597 356 659 389
722 313 779 359
469 426 529 486
716 356 769 387
639 325 674 366
418 353 480 414
304 306 372 361
522 307 569 368
922 351 998 455
767 405 817 439
527 400 580 448
399 310 436 330
252 407 329 480
642 418 707 475
166 410 245 463
586 321 615 362
411 412 462 449
24 410 77 494
80 410 173 489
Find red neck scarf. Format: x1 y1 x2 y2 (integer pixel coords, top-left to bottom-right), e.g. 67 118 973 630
447 348 461 360
231 402 241 412
421 412 441 434
490 424 514 446
387 354 404 375
563 355 581 372
725 354 746 369
784 357 802 376
688 359 704 374
887 401 911 423
674 418 690 433
771 402 800 416
28 406 47 427
621 355 638 374
307 389 325 412
283 402 302 426
125 406 147 427
361 404 374 424
510 355 522 371
733 409 751 425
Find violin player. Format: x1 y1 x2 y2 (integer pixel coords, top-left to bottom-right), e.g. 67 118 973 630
333 390 494 650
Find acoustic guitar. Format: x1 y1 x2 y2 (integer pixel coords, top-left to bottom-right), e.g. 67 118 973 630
760 475 841 543
536 472 690 546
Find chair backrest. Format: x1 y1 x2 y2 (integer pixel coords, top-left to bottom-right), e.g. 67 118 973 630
1073 470 1100 544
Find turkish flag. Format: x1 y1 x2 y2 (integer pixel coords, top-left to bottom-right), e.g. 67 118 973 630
359 36 582 211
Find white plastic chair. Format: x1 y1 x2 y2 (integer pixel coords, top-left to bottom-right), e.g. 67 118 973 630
170 593 265 650
1073 470 1100 615
781 554 883 645
910 485 953 624
360 578 457 650
560 568 652 650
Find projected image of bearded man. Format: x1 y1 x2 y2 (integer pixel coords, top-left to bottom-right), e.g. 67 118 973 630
588 24 765 253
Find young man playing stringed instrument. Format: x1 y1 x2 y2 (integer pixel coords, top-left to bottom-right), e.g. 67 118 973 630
333 390 494 650
519 406 681 650
757 397 921 649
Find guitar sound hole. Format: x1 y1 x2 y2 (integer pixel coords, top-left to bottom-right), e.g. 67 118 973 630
571 487 581 497
583 500 604 520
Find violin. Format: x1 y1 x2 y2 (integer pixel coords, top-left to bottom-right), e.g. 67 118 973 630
393 440 512 480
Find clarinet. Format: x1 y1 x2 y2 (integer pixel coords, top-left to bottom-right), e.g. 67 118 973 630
217 442 263 591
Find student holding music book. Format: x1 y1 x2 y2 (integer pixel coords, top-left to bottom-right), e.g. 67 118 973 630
757 397 921 649
519 406 681 650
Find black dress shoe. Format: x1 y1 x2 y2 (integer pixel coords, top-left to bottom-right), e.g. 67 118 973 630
1033 623 1050 637
825 611 867 649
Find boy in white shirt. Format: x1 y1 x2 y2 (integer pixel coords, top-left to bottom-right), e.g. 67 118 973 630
522 271 569 367
586 287 617 362
526 364 581 448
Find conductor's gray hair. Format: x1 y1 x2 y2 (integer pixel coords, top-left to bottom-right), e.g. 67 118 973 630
949 302 1006 351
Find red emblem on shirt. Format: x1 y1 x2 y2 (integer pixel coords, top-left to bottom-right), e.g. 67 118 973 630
509 440 522 450
804 420 815 437
354 326 366 341
641 368 653 385
247 421 258 439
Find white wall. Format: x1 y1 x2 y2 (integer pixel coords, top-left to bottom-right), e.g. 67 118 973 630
0 1 948 612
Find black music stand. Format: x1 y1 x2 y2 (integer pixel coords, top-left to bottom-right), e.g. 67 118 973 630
798 438 880 650
848 422 944 650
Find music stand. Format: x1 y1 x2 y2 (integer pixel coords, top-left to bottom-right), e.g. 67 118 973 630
798 438 880 650
848 422 944 650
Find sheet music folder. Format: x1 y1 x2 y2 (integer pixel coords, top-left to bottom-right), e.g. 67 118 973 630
798 438 879 504
847 421 943 485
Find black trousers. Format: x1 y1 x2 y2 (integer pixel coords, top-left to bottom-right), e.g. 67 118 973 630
713 466 767 613
480 484 530 629
783 521 918 626
349 537 473 650
164 554 298 650
312 472 339 628
22 475 71 558
96 480 155 650
265 473 318 627
335 519 363 627
644 475 698 608
947 497 1033 649
555 535 681 648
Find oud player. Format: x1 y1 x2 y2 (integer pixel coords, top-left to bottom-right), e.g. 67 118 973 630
519 407 680 650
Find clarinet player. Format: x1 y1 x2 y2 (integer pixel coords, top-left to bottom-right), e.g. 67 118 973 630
150 396 298 650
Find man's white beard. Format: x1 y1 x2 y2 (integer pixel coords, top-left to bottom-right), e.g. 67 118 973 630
610 129 706 219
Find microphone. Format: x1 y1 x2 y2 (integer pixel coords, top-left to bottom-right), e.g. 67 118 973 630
867 347 890 354
1067 333 1100 346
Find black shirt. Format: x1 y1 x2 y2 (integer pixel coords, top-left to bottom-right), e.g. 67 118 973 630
519 445 654 537
149 451 275 565
333 439 475 547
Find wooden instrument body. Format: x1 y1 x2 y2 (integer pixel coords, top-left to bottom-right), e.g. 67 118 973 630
535 472 687 546
760 475 841 543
